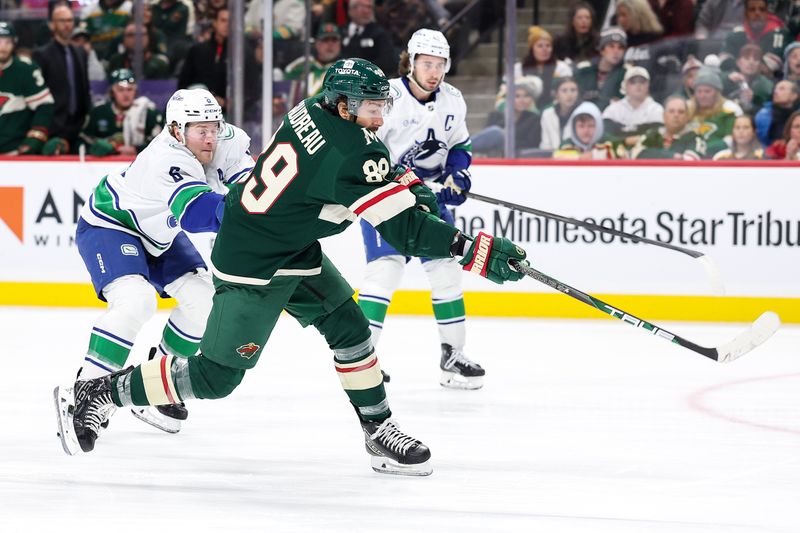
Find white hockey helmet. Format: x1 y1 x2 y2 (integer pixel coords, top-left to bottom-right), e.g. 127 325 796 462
408 28 451 74
166 88 223 144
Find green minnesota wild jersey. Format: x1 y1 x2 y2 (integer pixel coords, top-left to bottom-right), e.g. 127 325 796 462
0 56 55 154
80 98 164 153
630 126 724 159
211 94 457 284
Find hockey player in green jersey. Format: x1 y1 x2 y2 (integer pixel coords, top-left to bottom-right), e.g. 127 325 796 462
54 58 528 476
80 68 164 156
0 21 55 155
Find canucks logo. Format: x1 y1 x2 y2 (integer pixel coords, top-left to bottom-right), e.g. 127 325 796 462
398 128 447 177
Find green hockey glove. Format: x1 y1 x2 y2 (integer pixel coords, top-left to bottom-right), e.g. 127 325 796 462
457 231 528 284
42 137 70 155
389 165 440 218
89 139 117 156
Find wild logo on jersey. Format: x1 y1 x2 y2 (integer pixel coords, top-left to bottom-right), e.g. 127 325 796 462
398 128 448 178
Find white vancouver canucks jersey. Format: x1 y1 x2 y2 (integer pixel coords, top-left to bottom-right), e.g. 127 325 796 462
378 77 471 180
80 123 254 256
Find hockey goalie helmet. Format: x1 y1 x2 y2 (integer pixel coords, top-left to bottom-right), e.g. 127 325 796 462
322 58 393 118
166 88 224 145
408 28 451 75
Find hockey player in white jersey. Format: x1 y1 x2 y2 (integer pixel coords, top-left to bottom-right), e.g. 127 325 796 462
358 29 483 389
71 88 254 447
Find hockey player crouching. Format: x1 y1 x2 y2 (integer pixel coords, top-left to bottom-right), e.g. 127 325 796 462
62 88 253 451
55 58 529 476
358 29 484 389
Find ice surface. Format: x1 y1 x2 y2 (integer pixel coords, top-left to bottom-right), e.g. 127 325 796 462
0 307 798 532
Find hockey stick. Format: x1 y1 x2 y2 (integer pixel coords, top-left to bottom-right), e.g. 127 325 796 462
466 190 725 295
509 260 780 363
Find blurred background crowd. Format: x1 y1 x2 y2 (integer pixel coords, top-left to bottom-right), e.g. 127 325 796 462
1 0 799 161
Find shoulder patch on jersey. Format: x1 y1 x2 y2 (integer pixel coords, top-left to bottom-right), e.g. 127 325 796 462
18 55 32 65
442 83 462 98
576 60 591 69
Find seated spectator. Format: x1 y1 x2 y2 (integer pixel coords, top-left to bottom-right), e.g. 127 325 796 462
631 95 721 159
755 79 800 145
284 23 341 101
82 0 131 61
71 23 105 82
720 0 788 70
677 55 702 98
647 0 694 38
765 109 800 158
0 21 55 155
723 43 774 113
687 67 743 145
516 26 572 110
472 76 543 156
554 101 623 159
107 23 170 79
80 68 164 156
615 0 663 50
574 26 627 111
602 65 664 143
783 42 800 84
151 0 191 69
341 0 398 76
540 76 581 150
713 114 765 159
553 2 599 64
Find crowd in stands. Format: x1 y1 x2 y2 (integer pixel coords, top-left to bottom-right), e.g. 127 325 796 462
473 0 800 160
2 0 800 161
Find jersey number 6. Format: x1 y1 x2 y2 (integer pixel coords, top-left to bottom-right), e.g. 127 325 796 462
240 143 299 214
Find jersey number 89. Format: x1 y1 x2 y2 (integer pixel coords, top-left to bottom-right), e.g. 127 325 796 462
363 157 389 183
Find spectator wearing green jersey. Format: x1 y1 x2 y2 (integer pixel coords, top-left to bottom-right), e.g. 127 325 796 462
722 43 774 114
107 22 170 80
720 0 789 72
284 23 342 103
82 0 131 61
80 68 164 156
687 67 743 145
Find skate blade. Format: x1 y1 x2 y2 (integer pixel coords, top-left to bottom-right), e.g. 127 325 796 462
370 456 432 476
440 371 483 390
131 407 181 434
53 385 80 455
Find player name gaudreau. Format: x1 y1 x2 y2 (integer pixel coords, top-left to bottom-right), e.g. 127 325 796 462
287 101 327 155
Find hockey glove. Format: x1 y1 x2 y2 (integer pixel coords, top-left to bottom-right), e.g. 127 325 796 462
89 139 117 157
436 169 471 206
389 166 440 217
42 137 70 156
457 231 527 284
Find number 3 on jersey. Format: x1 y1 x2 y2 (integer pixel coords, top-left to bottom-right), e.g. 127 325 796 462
241 143 299 214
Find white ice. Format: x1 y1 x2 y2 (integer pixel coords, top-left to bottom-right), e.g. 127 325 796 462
0 306 798 533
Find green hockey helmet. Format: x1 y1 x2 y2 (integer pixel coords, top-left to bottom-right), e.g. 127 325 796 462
322 58 392 118
0 21 17 43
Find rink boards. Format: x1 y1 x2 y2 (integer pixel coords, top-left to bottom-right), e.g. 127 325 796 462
0 157 797 322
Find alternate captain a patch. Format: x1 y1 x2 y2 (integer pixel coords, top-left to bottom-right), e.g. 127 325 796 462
236 342 261 359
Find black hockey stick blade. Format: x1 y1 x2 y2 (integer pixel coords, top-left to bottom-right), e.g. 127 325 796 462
466 191 725 295
509 260 780 363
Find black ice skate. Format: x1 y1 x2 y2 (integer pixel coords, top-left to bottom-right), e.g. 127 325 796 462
54 368 129 455
440 343 485 390
361 418 432 476
130 347 188 433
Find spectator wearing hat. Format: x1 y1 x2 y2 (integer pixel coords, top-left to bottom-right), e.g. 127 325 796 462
722 43 774 113
721 0 789 70
754 79 800 145
70 23 106 81
574 26 628 111
516 26 572 110
0 21 55 155
602 65 663 143
472 76 543 156
107 22 170 79
687 66 743 145
80 68 164 156
678 55 702 99
631 95 721 159
554 101 624 159
783 42 800 84
32 1 91 155
553 2 599 64
284 23 341 102
540 76 581 151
